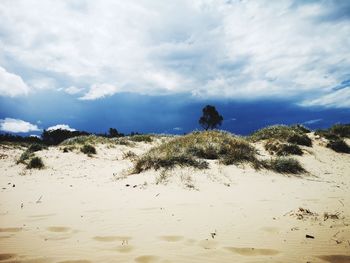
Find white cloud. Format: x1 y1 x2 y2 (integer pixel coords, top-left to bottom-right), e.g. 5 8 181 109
0 118 40 133
79 83 119 100
301 88 350 108
47 124 76 131
0 1 349 106
173 127 183 131
302 119 322 125
0 66 30 97
64 86 83 95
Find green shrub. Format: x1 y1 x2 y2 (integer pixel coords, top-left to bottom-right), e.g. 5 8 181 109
27 156 44 169
265 140 303 156
266 157 305 174
129 134 153 142
326 139 350 153
250 125 312 146
287 134 312 147
132 130 259 173
122 151 137 160
17 150 34 164
28 143 47 152
133 154 208 173
315 124 350 140
81 144 96 155
291 124 311 134
329 124 350 138
314 130 340 140
62 146 75 153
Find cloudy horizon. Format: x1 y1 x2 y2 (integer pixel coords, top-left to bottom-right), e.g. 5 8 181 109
1 0 349 135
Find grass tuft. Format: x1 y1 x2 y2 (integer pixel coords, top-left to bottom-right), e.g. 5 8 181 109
27 156 44 169
326 139 350 153
128 134 153 143
265 140 303 156
250 125 312 146
28 143 47 152
265 157 305 174
81 144 96 155
132 130 259 173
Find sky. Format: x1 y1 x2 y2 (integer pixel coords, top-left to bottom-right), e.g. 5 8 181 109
0 0 350 136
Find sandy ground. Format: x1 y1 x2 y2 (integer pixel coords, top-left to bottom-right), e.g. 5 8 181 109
0 136 350 263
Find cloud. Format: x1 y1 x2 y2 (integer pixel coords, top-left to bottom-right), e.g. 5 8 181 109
47 124 76 131
303 119 322 125
79 83 119 100
0 0 349 106
301 87 350 108
173 127 183 131
0 67 30 97
64 86 83 95
0 118 40 133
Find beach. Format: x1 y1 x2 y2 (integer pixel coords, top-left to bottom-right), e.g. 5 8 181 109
0 135 350 263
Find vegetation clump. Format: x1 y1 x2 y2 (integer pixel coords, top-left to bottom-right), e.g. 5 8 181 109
315 124 350 154
250 125 312 147
132 130 259 173
122 151 137 160
265 140 303 156
265 157 305 174
128 134 153 143
326 139 350 153
81 144 97 155
27 156 44 169
17 151 34 164
28 143 47 152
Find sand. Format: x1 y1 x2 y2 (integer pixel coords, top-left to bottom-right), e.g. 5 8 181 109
0 136 350 263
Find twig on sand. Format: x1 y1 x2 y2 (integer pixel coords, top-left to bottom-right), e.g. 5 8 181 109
339 200 344 206
36 195 43 203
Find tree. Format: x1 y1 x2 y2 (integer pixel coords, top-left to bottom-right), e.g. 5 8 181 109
199 105 223 130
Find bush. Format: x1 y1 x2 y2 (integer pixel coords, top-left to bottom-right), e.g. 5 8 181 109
315 124 350 140
326 139 350 153
27 156 44 169
122 151 137 160
265 140 303 156
266 157 305 174
81 144 96 155
132 130 259 173
250 125 312 146
133 154 208 173
17 150 34 164
129 134 153 142
314 130 340 140
329 124 350 138
287 134 312 147
28 143 47 152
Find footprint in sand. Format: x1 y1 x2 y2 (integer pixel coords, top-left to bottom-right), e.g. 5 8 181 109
134 255 159 263
93 235 132 242
47 226 71 233
113 245 134 253
261 226 280 234
0 227 22 232
158 235 184 242
43 226 75 241
318 255 350 263
57 261 92 263
198 239 218 250
224 247 280 256
0 253 16 261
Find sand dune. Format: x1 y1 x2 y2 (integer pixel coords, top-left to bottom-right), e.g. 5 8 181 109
0 135 349 262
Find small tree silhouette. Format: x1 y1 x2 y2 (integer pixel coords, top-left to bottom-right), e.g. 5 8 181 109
199 105 223 130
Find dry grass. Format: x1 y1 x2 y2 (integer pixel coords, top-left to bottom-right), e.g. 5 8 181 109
264 140 303 156
132 130 260 173
250 125 312 146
